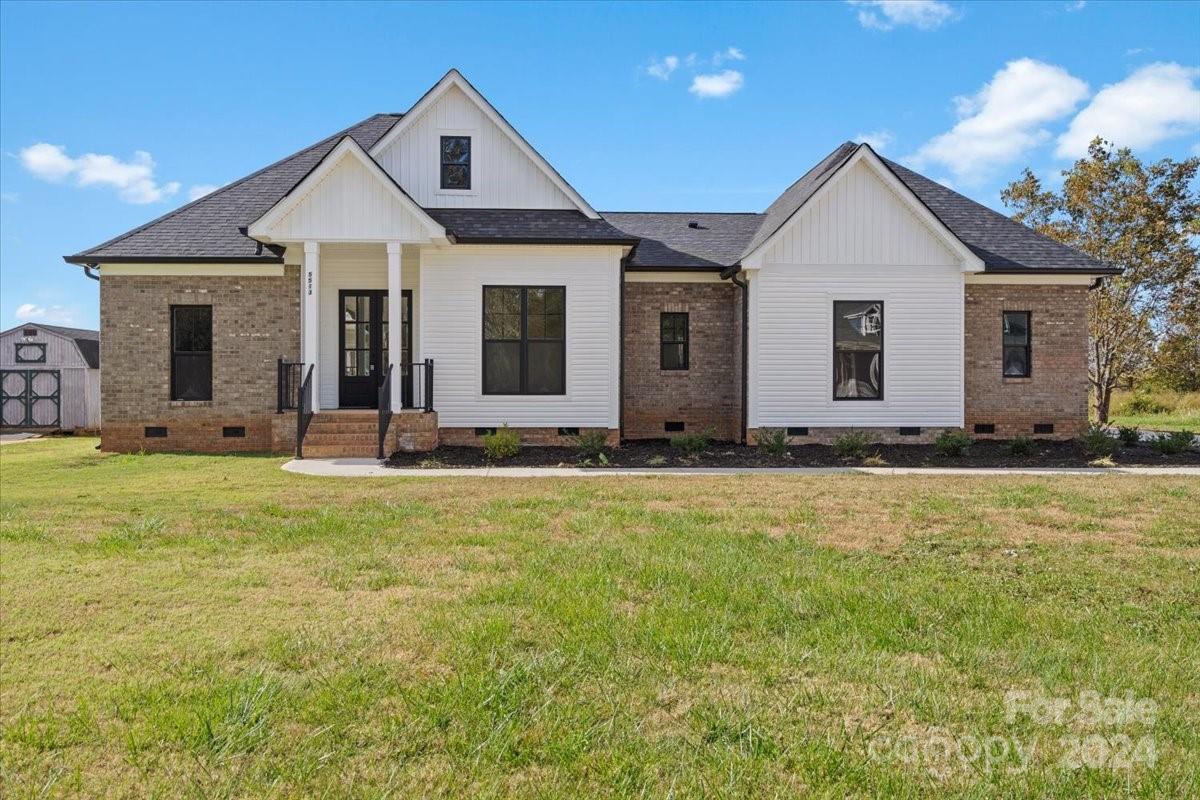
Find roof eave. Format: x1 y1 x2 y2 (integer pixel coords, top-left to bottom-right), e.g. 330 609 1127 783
63 254 285 266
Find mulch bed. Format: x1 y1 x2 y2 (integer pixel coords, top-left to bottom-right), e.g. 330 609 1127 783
385 438 1200 469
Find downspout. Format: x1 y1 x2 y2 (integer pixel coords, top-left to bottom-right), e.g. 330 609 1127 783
618 247 631 442
83 264 99 281
722 265 749 444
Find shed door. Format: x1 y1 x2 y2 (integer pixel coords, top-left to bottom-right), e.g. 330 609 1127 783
0 369 61 428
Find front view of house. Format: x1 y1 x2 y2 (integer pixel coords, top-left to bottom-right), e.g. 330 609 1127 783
65 70 1116 457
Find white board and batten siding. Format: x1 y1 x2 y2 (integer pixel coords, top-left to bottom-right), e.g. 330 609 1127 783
749 160 966 429
374 85 578 211
420 245 621 429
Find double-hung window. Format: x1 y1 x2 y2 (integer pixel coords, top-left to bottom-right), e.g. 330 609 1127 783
660 312 689 370
483 286 565 394
170 305 213 401
1002 311 1031 377
833 301 883 400
440 135 471 190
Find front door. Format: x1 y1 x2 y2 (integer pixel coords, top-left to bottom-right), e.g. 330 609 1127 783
338 290 388 408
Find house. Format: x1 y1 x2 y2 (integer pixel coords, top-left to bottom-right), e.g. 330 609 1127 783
63 69 1116 457
0 323 100 432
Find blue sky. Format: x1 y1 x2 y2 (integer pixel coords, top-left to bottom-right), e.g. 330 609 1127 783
1 0 1198 331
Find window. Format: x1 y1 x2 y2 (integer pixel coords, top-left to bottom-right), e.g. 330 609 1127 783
833 301 883 400
440 135 471 190
14 343 46 363
170 305 212 401
483 286 565 394
660 312 689 370
1003 311 1031 377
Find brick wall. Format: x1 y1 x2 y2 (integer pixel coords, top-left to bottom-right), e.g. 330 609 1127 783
99 268 301 453
622 281 742 441
964 283 1090 439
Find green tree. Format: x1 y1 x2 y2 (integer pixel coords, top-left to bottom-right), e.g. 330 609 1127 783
1001 138 1199 422
1149 270 1200 391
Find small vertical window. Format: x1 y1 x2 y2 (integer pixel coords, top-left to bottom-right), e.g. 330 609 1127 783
1003 311 1031 378
440 135 471 190
171 305 212 401
660 312 689 370
833 301 883 399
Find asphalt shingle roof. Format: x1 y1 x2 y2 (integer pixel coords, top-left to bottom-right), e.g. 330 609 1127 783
427 209 637 244
601 212 766 270
8 323 101 367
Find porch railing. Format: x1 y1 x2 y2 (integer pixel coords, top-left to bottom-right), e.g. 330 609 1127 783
277 359 303 412
377 364 393 459
296 364 314 459
402 359 435 412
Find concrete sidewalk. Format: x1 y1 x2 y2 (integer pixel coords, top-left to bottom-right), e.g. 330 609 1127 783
282 459 1200 478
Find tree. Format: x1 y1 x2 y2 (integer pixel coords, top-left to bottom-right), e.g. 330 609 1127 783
1001 138 1199 422
1149 269 1200 392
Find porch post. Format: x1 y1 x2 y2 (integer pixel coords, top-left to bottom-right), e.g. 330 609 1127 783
303 241 321 411
387 241 402 412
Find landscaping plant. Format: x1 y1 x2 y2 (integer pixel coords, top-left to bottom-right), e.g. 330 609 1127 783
756 428 789 457
1116 426 1142 447
571 429 609 461
669 428 713 456
1076 424 1118 457
1150 429 1196 455
933 429 972 457
831 430 872 459
481 425 520 460
1006 435 1034 456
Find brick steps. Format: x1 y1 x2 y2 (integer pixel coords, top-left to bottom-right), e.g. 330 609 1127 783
300 411 382 457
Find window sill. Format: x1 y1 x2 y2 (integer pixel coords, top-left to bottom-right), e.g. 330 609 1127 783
434 189 479 197
1002 377 1033 384
169 400 213 408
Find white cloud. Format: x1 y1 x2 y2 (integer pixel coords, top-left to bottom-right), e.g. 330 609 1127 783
0 192 17 203
1065 0 1086 11
18 143 181 203
15 303 76 325
907 58 1089 183
187 184 220 201
646 55 679 80
1125 47 1149 57
848 1 958 31
856 129 895 151
713 46 746 65
689 70 744 99
1055 62 1200 157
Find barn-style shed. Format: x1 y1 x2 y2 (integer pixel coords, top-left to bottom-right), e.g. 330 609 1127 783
0 323 100 431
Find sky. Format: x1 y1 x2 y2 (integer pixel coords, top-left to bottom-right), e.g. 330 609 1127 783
1 0 1198 331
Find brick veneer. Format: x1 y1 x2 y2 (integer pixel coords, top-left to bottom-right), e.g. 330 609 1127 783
622 281 742 441
99 268 301 453
964 283 1090 439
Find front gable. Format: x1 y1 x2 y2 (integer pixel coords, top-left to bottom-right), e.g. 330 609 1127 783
371 71 597 216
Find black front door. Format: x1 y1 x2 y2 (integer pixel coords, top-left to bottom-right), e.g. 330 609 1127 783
339 290 388 408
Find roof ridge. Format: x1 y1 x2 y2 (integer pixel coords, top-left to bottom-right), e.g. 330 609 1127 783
66 113 401 261
601 210 764 216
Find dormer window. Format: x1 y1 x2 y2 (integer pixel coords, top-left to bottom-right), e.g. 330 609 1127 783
440 135 471 190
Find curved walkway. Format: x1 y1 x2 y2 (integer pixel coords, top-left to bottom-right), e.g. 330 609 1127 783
283 458 1200 478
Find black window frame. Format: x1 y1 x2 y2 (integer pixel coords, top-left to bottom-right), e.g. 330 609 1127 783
1002 310 1032 378
660 312 689 370
482 285 566 396
833 300 884 401
14 342 46 363
170 304 213 401
440 135 472 191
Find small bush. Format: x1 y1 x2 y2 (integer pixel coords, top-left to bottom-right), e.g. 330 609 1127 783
1121 391 1171 416
482 425 520 461
861 453 888 467
1006 435 1034 456
832 431 872 459
646 455 667 466
934 429 972 457
757 428 789 457
1116 426 1141 447
1076 424 1117 457
571 429 609 460
1149 430 1195 455
670 428 713 456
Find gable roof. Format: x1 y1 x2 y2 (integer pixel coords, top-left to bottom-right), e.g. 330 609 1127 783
425 209 636 245
602 212 766 270
3 323 100 367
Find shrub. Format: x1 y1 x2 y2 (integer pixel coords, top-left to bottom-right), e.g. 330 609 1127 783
1116 426 1141 447
832 431 872 459
934 429 972 457
1076 424 1117 457
1121 391 1171 416
1149 430 1195 455
670 428 713 456
482 425 520 461
1006 435 1034 456
571 429 609 460
756 428 789 457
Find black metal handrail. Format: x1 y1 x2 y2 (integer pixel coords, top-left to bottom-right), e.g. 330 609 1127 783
296 364 314 459
377 364 394 459
400 359 435 412
277 359 303 412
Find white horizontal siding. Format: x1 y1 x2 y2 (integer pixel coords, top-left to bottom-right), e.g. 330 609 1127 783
376 85 577 210
268 151 431 242
764 160 958 267
420 245 620 428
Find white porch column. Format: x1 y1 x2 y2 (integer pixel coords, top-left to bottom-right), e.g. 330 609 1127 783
303 241 321 411
387 241 402 412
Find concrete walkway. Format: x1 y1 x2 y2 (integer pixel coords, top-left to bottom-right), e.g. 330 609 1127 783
283 458 1200 478
0 432 42 445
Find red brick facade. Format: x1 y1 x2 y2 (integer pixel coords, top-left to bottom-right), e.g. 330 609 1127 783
964 283 1090 439
621 280 743 441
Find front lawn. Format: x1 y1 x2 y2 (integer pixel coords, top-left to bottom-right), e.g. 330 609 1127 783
1 438 1197 797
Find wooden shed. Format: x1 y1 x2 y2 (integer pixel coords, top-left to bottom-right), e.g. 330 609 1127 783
0 323 100 432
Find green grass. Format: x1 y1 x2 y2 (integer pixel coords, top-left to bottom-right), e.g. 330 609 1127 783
1107 389 1200 432
1 438 1198 797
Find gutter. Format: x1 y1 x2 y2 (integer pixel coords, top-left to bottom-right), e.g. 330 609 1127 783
720 264 750 444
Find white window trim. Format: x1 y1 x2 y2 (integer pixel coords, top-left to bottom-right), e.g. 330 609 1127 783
826 293 892 408
434 127 480 197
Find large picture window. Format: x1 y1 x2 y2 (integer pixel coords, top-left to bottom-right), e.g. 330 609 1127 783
660 312 689 370
833 300 883 400
171 305 212 401
483 286 565 395
440 135 471 190
1003 311 1031 377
